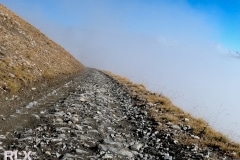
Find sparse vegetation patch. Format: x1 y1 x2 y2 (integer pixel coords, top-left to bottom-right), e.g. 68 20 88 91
104 71 240 158
0 4 84 96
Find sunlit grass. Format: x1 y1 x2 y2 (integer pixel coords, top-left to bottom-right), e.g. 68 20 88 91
0 4 84 94
104 70 240 158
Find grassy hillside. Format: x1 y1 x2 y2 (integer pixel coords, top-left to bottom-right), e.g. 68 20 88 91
104 71 240 158
0 4 84 94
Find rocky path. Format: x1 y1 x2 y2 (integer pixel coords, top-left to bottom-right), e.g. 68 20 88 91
0 69 145 159
0 69 233 159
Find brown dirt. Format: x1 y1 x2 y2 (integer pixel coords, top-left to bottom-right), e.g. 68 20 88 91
0 4 84 94
0 4 85 135
0 68 88 135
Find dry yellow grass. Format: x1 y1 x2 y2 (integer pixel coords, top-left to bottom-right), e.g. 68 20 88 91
0 4 84 93
104 70 240 158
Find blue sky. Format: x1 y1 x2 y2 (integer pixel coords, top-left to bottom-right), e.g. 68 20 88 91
1 0 239 51
188 0 240 51
1 0 240 141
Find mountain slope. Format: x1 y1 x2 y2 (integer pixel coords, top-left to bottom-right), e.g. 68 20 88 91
104 71 240 158
0 68 238 159
1 4 240 159
0 4 84 94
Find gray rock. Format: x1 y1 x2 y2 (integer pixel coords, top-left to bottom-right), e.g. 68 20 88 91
79 97 86 102
76 149 89 154
58 134 66 139
45 151 51 156
75 124 83 130
0 135 6 139
71 116 79 123
56 152 62 158
63 153 77 159
98 144 108 151
102 154 113 159
117 149 133 158
171 125 181 130
79 135 89 140
164 153 172 160
55 117 63 123
191 135 200 139
32 114 40 120
55 111 65 117
51 138 62 142
26 101 38 108
131 142 143 151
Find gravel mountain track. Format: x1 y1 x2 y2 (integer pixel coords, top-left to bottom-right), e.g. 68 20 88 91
0 68 233 159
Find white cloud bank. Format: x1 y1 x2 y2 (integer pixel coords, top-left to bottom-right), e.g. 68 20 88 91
2 0 240 141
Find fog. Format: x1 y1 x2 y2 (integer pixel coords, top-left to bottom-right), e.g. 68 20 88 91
2 0 240 141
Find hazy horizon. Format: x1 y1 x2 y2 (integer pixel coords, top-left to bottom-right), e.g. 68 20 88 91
1 0 240 141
